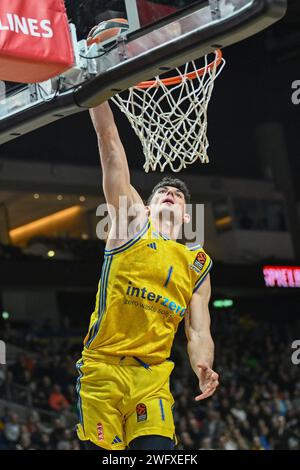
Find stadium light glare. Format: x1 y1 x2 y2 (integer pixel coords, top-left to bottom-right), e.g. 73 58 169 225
9 206 82 245
2 311 10 320
215 216 232 228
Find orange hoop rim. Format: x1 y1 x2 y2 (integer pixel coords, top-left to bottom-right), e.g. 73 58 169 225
135 49 223 89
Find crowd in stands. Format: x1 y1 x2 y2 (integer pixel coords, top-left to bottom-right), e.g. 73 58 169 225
172 312 300 450
0 237 105 262
0 324 81 450
0 310 299 450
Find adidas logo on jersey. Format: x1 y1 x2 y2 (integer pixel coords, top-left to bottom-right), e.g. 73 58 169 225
147 243 157 250
111 435 122 444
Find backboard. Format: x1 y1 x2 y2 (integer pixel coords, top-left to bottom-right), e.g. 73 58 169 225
0 0 287 144
126 0 250 32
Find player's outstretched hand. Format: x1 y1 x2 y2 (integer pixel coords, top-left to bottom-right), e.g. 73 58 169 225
195 362 219 401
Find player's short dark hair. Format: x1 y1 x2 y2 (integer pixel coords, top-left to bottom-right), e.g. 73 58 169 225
147 177 191 205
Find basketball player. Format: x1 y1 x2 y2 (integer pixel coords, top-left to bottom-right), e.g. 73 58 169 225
76 102 219 451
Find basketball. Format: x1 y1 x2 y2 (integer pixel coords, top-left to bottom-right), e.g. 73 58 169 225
87 18 129 47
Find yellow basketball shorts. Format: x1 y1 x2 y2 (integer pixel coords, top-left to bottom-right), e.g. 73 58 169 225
75 357 176 450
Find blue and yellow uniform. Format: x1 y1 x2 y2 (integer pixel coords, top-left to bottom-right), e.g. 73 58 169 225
76 218 212 449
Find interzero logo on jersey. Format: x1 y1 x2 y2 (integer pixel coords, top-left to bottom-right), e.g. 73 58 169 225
126 281 186 317
0 13 53 38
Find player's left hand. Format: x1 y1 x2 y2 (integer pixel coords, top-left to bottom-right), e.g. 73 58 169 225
195 362 219 401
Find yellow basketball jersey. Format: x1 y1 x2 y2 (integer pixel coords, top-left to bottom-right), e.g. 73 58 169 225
82 218 212 364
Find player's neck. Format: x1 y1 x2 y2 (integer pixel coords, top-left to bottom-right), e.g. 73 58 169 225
151 216 181 241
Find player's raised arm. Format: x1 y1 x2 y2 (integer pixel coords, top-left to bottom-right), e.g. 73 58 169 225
89 102 143 216
185 274 219 401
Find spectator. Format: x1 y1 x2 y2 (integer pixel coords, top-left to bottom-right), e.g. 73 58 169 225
199 437 213 450
16 432 33 450
3 412 21 450
48 385 70 412
39 433 52 450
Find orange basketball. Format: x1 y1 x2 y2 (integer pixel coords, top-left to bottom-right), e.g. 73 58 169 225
87 18 129 47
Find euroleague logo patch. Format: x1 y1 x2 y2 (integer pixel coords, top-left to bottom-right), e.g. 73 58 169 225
190 251 206 273
136 403 147 422
97 422 104 441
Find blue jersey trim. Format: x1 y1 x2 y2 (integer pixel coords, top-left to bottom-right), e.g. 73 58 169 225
104 219 150 256
85 263 107 346
193 259 213 293
164 266 174 288
86 256 113 348
75 360 84 430
159 399 165 421
186 243 203 251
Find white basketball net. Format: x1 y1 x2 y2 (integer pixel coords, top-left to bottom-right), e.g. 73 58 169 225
111 51 225 172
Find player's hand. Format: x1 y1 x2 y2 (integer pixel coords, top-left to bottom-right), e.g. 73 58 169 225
195 362 219 401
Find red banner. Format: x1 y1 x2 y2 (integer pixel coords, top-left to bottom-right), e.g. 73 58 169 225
0 0 74 83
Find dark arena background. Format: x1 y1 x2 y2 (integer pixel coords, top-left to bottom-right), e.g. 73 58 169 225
0 0 300 452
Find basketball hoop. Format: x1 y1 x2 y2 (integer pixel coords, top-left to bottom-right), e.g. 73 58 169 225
111 49 225 172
